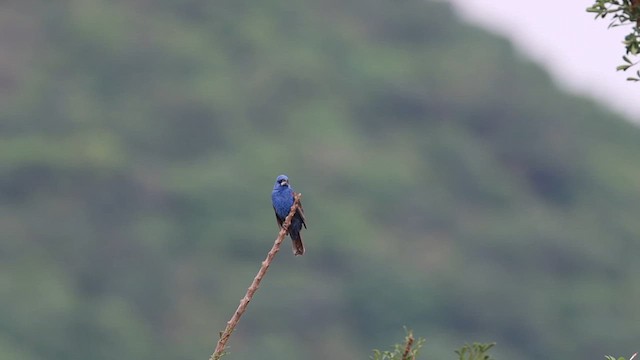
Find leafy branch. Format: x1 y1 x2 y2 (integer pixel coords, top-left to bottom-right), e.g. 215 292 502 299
587 0 640 80
371 329 425 360
605 352 639 360
371 330 498 360
209 193 303 360
455 343 496 360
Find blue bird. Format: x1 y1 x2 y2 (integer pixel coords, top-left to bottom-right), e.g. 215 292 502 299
271 174 307 256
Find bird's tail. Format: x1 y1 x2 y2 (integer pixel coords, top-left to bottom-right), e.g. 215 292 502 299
290 231 305 256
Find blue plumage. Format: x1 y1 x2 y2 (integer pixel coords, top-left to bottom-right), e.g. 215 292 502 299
271 174 306 255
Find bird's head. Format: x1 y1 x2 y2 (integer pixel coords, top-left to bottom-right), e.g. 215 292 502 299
274 174 290 189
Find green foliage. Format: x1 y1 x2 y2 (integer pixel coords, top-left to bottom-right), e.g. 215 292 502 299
371 329 425 360
587 0 640 80
372 332 495 360
455 343 496 360
605 353 638 360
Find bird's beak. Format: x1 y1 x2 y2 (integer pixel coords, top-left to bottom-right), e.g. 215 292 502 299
281 180 288 186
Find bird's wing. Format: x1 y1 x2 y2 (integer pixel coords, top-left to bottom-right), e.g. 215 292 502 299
273 206 283 228
297 201 307 229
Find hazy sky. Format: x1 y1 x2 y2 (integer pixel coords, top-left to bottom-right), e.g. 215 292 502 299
447 0 640 123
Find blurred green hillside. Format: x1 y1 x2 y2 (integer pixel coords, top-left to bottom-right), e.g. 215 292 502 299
2 0 640 359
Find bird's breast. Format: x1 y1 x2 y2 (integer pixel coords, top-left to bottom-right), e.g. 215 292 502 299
272 190 294 217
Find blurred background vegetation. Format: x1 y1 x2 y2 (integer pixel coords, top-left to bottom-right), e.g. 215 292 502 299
2 0 640 359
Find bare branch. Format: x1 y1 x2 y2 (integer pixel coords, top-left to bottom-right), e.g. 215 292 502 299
209 193 303 360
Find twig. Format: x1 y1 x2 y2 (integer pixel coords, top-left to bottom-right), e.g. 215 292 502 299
209 193 302 360
402 330 414 360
